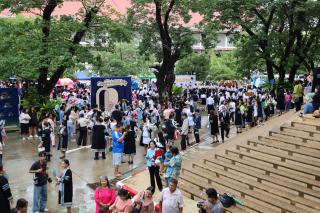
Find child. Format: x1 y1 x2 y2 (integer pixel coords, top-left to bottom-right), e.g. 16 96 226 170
161 146 173 174
38 121 52 161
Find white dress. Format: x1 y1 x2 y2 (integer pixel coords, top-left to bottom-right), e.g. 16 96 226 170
142 125 151 145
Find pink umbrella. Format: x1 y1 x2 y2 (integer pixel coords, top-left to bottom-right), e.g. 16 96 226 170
56 78 74 87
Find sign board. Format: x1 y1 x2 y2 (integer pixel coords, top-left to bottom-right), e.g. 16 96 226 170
175 75 196 88
91 77 132 111
0 88 20 125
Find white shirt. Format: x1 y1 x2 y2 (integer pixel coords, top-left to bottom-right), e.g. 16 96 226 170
206 96 214 105
19 112 31 124
160 188 184 213
78 117 90 127
200 94 207 99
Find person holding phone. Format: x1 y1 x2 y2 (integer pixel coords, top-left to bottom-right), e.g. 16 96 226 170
29 152 50 213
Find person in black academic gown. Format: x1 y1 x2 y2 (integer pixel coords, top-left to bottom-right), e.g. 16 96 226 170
91 118 107 160
58 121 68 159
0 164 12 213
56 159 73 213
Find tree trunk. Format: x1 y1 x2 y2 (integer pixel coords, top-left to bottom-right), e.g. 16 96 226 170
156 58 176 101
278 67 286 84
266 59 274 83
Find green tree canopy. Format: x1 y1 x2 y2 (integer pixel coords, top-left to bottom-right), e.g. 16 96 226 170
0 0 131 101
93 42 156 77
209 51 239 81
175 53 210 81
128 0 217 99
194 0 320 83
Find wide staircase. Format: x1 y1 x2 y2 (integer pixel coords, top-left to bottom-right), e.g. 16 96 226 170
179 118 320 212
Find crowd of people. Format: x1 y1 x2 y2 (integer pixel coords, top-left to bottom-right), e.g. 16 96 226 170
1 69 320 213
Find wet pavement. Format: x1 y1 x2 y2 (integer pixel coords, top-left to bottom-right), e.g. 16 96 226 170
3 113 270 212
4 130 147 213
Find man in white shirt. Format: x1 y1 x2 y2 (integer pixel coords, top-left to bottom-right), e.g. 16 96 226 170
206 96 214 113
77 114 90 146
159 178 184 213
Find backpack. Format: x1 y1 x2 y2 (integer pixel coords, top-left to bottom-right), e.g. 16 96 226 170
219 193 235 208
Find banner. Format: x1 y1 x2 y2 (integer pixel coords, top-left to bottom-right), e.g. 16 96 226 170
0 88 20 124
91 77 132 111
175 75 196 88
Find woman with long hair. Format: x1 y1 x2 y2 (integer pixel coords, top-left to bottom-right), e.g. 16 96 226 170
56 159 73 213
110 189 132 213
208 110 219 143
133 186 155 213
146 141 163 192
94 176 116 213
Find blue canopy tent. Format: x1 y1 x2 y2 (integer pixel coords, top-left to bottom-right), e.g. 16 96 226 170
131 79 139 89
75 71 91 80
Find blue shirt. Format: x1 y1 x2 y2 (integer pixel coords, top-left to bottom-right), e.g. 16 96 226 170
112 131 124 153
59 110 65 123
137 108 143 120
164 152 173 163
146 148 155 167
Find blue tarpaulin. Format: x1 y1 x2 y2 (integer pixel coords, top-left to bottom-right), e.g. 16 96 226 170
75 71 91 80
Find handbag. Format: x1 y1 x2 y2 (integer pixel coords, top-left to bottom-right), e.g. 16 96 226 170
220 193 235 208
98 189 109 213
99 204 109 213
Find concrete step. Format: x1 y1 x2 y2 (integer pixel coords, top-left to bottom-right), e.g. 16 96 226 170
281 125 320 138
236 144 320 167
260 135 320 151
249 138 320 159
187 163 320 211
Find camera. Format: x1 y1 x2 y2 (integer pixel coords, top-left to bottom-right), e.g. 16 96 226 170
197 201 205 208
197 201 207 213
47 177 53 183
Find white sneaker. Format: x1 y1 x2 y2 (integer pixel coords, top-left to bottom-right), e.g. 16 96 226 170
28 136 34 139
22 137 26 141
42 208 50 212
34 135 39 138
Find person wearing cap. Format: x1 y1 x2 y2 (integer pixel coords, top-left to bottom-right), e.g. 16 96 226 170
0 163 12 213
29 152 50 213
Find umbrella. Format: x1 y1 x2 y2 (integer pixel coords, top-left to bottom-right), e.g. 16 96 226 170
245 91 254 97
56 78 74 87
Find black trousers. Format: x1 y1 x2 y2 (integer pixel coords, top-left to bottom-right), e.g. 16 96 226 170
77 127 88 146
230 112 235 122
180 135 187 150
220 125 230 142
148 166 162 191
194 129 200 143
295 97 303 112
94 152 106 159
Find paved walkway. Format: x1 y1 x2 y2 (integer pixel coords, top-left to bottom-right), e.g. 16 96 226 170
3 111 296 212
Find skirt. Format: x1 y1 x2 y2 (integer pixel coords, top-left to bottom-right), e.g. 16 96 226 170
20 123 29 134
